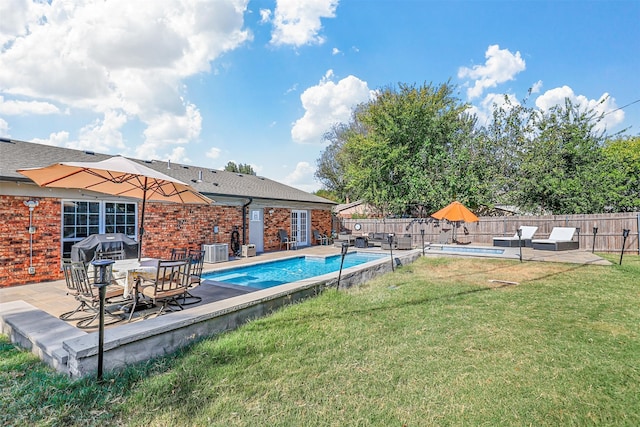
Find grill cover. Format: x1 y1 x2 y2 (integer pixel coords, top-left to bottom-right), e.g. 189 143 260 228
70 233 139 262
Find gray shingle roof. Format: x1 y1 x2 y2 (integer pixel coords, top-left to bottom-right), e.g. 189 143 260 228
0 138 335 206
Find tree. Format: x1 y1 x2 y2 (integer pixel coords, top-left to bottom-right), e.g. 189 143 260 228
514 99 610 214
224 161 256 175
340 82 477 216
602 135 640 211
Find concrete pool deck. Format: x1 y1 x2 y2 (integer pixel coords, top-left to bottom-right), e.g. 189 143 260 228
1 244 609 377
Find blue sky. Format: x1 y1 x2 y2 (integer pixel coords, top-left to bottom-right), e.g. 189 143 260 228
1 0 639 192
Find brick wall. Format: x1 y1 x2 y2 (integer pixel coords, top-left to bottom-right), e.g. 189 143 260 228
140 203 245 259
0 195 63 286
1 196 333 287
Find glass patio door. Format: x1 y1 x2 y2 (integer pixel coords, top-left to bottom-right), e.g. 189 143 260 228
291 210 308 246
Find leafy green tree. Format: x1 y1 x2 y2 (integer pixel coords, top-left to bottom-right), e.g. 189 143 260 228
224 161 256 175
341 82 477 216
602 135 640 211
514 99 610 214
315 122 355 203
313 189 341 202
475 95 536 207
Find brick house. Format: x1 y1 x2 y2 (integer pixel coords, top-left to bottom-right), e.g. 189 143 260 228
0 138 336 287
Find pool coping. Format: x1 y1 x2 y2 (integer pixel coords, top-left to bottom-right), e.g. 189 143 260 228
1 249 421 378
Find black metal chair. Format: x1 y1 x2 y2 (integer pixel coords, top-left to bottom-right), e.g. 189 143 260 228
139 259 190 317
170 248 188 260
65 262 125 329
175 249 204 306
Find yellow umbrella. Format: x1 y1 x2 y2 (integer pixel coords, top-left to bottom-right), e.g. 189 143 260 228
18 156 213 260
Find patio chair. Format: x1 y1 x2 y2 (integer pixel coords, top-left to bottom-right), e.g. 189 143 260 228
94 241 125 261
66 262 125 329
175 249 204 306
493 226 538 247
278 229 297 250
59 261 92 321
170 248 188 260
313 229 329 245
531 227 579 251
139 259 191 317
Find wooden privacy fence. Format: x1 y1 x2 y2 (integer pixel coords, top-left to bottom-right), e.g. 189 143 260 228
337 212 640 254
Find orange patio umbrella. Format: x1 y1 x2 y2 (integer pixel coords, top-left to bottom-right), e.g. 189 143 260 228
431 201 479 243
18 156 213 260
430 201 479 223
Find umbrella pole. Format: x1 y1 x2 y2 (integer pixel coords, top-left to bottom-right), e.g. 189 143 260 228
138 180 148 261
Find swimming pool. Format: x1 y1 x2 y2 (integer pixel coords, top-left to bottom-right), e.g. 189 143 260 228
202 252 387 289
434 245 505 255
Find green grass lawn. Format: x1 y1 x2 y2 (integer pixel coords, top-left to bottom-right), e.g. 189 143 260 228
2 254 639 426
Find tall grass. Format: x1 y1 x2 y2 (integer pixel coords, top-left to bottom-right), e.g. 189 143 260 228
2 254 639 426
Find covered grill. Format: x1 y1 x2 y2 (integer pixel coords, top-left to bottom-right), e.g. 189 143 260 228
70 233 139 263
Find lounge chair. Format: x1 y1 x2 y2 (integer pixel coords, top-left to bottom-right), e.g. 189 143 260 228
313 229 329 245
493 226 538 247
278 229 297 250
531 227 579 251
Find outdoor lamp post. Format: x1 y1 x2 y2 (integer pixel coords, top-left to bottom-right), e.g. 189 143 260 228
516 228 523 263
420 229 425 256
620 229 630 265
592 225 598 253
336 242 349 290
388 233 395 272
91 258 115 382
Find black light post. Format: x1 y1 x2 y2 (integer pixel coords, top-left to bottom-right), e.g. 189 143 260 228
516 228 523 263
91 258 114 382
592 226 598 253
336 242 349 290
420 229 425 256
620 229 630 265
388 233 395 272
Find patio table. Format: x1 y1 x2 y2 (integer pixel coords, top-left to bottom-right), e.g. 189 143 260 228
111 258 158 298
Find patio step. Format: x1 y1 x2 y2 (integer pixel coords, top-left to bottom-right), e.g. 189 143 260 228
0 300 87 374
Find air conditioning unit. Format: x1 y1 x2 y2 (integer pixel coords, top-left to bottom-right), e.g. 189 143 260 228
203 244 229 263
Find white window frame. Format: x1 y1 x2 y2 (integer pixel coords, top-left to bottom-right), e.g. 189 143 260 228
61 199 138 259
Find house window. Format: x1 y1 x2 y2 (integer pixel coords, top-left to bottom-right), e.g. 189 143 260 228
61 200 137 259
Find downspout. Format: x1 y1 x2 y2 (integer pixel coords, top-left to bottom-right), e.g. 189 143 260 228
242 198 253 245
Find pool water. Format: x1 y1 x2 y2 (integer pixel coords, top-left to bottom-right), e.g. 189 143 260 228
202 252 387 289
433 245 506 255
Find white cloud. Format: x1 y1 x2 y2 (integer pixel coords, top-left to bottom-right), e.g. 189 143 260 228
467 92 520 127
530 80 543 94
269 0 339 47
259 8 272 23
535 86 623 132
0 118 8 135
292 70 375 144
332 47 341 55
32 131 72 148
281 161 319 192
206 147 222 159
458 44 526 100
169 146 190 164
0 97 60 115
0 0 250 158
137 103 203 160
